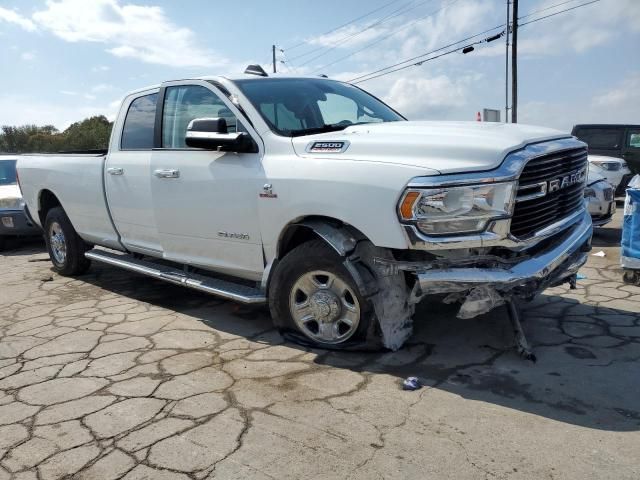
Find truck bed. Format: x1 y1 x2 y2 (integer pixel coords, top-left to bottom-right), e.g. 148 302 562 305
17 152 121 249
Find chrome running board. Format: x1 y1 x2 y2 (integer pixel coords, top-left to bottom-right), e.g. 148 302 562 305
85 249 266 304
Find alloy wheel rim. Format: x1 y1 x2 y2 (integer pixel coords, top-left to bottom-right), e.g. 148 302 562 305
289 270 360 344
49 222 67 264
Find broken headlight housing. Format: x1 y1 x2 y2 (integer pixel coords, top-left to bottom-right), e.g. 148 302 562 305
399 182 516 236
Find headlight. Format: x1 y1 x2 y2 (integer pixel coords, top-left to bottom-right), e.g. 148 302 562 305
399 182 516 235
0 197 24 210
590 160 621 172
584 187 596 198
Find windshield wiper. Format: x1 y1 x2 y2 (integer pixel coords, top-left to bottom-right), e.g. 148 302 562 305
289 124 349 137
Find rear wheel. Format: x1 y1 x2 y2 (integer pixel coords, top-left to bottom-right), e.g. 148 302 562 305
268 240 378 349
44 207 91 276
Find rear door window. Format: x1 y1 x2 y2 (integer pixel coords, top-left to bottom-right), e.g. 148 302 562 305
121 93 158 150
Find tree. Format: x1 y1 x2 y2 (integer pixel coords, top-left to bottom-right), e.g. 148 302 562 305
0 116 112 153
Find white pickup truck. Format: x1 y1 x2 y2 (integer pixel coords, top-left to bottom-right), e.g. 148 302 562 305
18 67 593 351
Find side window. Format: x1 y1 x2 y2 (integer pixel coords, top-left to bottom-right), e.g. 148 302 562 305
162 85 238 149
121 93 158 150
627 131 640 149
579 128 621 150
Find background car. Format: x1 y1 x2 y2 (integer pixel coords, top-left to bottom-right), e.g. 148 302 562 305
572 124 640 175
588 154 633 197
585 170 615 227
0 156 41 251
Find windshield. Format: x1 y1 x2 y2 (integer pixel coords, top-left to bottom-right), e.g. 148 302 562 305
233 78 405 137
0 160 17 186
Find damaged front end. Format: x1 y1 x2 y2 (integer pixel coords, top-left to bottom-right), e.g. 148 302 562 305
386 137 593 322
376 208 592 320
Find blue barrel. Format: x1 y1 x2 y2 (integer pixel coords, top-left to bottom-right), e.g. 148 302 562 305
621 175 640 284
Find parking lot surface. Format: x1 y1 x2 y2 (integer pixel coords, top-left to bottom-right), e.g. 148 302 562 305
1 210 639 480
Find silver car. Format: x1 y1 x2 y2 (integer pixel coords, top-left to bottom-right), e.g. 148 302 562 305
0 156 41 250
585 170 615 227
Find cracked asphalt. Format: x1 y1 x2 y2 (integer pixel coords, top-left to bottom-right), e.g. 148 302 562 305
1 210 639 480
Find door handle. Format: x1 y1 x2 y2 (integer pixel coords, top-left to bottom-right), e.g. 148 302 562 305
153 169 180 178
107 167 124 175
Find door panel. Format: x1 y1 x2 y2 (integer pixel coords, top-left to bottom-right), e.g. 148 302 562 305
150 83 265 280
150 149 264 278
105 92 163 254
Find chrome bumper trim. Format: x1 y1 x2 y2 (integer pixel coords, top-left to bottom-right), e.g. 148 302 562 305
416 210 592 294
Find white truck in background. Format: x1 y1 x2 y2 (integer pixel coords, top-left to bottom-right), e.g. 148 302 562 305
17 67 593 352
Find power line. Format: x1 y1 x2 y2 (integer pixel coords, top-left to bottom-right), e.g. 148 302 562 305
348 0 603 85
519 0 584 20
312 0 461 74
282 0 398 52
351 31 504 84
295 0 437 66
519 0 602 27
287 1 416 62
348 23 505 83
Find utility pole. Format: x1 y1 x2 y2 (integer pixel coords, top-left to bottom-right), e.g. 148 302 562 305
505 0 510 123
511 0 518 123
272 45 277 74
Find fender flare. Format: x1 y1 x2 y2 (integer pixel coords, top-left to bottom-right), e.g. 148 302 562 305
294 218 361 257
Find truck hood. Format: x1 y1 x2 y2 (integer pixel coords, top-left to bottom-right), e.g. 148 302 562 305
291 121 570 174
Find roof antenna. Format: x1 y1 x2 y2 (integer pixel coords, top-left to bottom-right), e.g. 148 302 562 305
244 64 268 77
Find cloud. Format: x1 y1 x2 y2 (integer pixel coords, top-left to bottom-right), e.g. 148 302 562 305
385 73 476 118
32 0 226 68
20 52 36 61
0 6 37 32
91 83 114 93
0 94 120 130
518 73 640 131
476 0 640 57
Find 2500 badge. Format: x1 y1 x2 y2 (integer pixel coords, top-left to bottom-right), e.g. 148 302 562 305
306 141 349 153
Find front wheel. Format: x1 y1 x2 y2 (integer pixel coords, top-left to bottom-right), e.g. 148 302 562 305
44 207 91 276
268 240 378 350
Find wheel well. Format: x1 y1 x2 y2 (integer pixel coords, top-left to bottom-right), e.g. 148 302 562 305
277 217 365 260
38 190 61 226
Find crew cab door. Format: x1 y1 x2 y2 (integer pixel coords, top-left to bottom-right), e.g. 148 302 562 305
150 81 265 281
105 90 163 255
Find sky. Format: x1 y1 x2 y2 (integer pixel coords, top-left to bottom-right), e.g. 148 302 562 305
0 0 638 133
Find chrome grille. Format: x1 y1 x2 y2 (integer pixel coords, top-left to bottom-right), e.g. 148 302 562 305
511 147 588 239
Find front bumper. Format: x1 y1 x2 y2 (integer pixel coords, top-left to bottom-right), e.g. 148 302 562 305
587 187 616 227
415 210 593 297
0 209 41 237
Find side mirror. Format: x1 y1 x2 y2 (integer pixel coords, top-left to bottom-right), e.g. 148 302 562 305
184 117 256 152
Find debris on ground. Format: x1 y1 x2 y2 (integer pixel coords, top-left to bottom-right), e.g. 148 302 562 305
592 251 606 257
455 286 505 319
402 376 422 391
576 273 587 280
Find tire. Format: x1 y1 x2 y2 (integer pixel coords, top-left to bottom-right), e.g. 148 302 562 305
44 207 91 276
268 239 378 350
622 269 640 286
